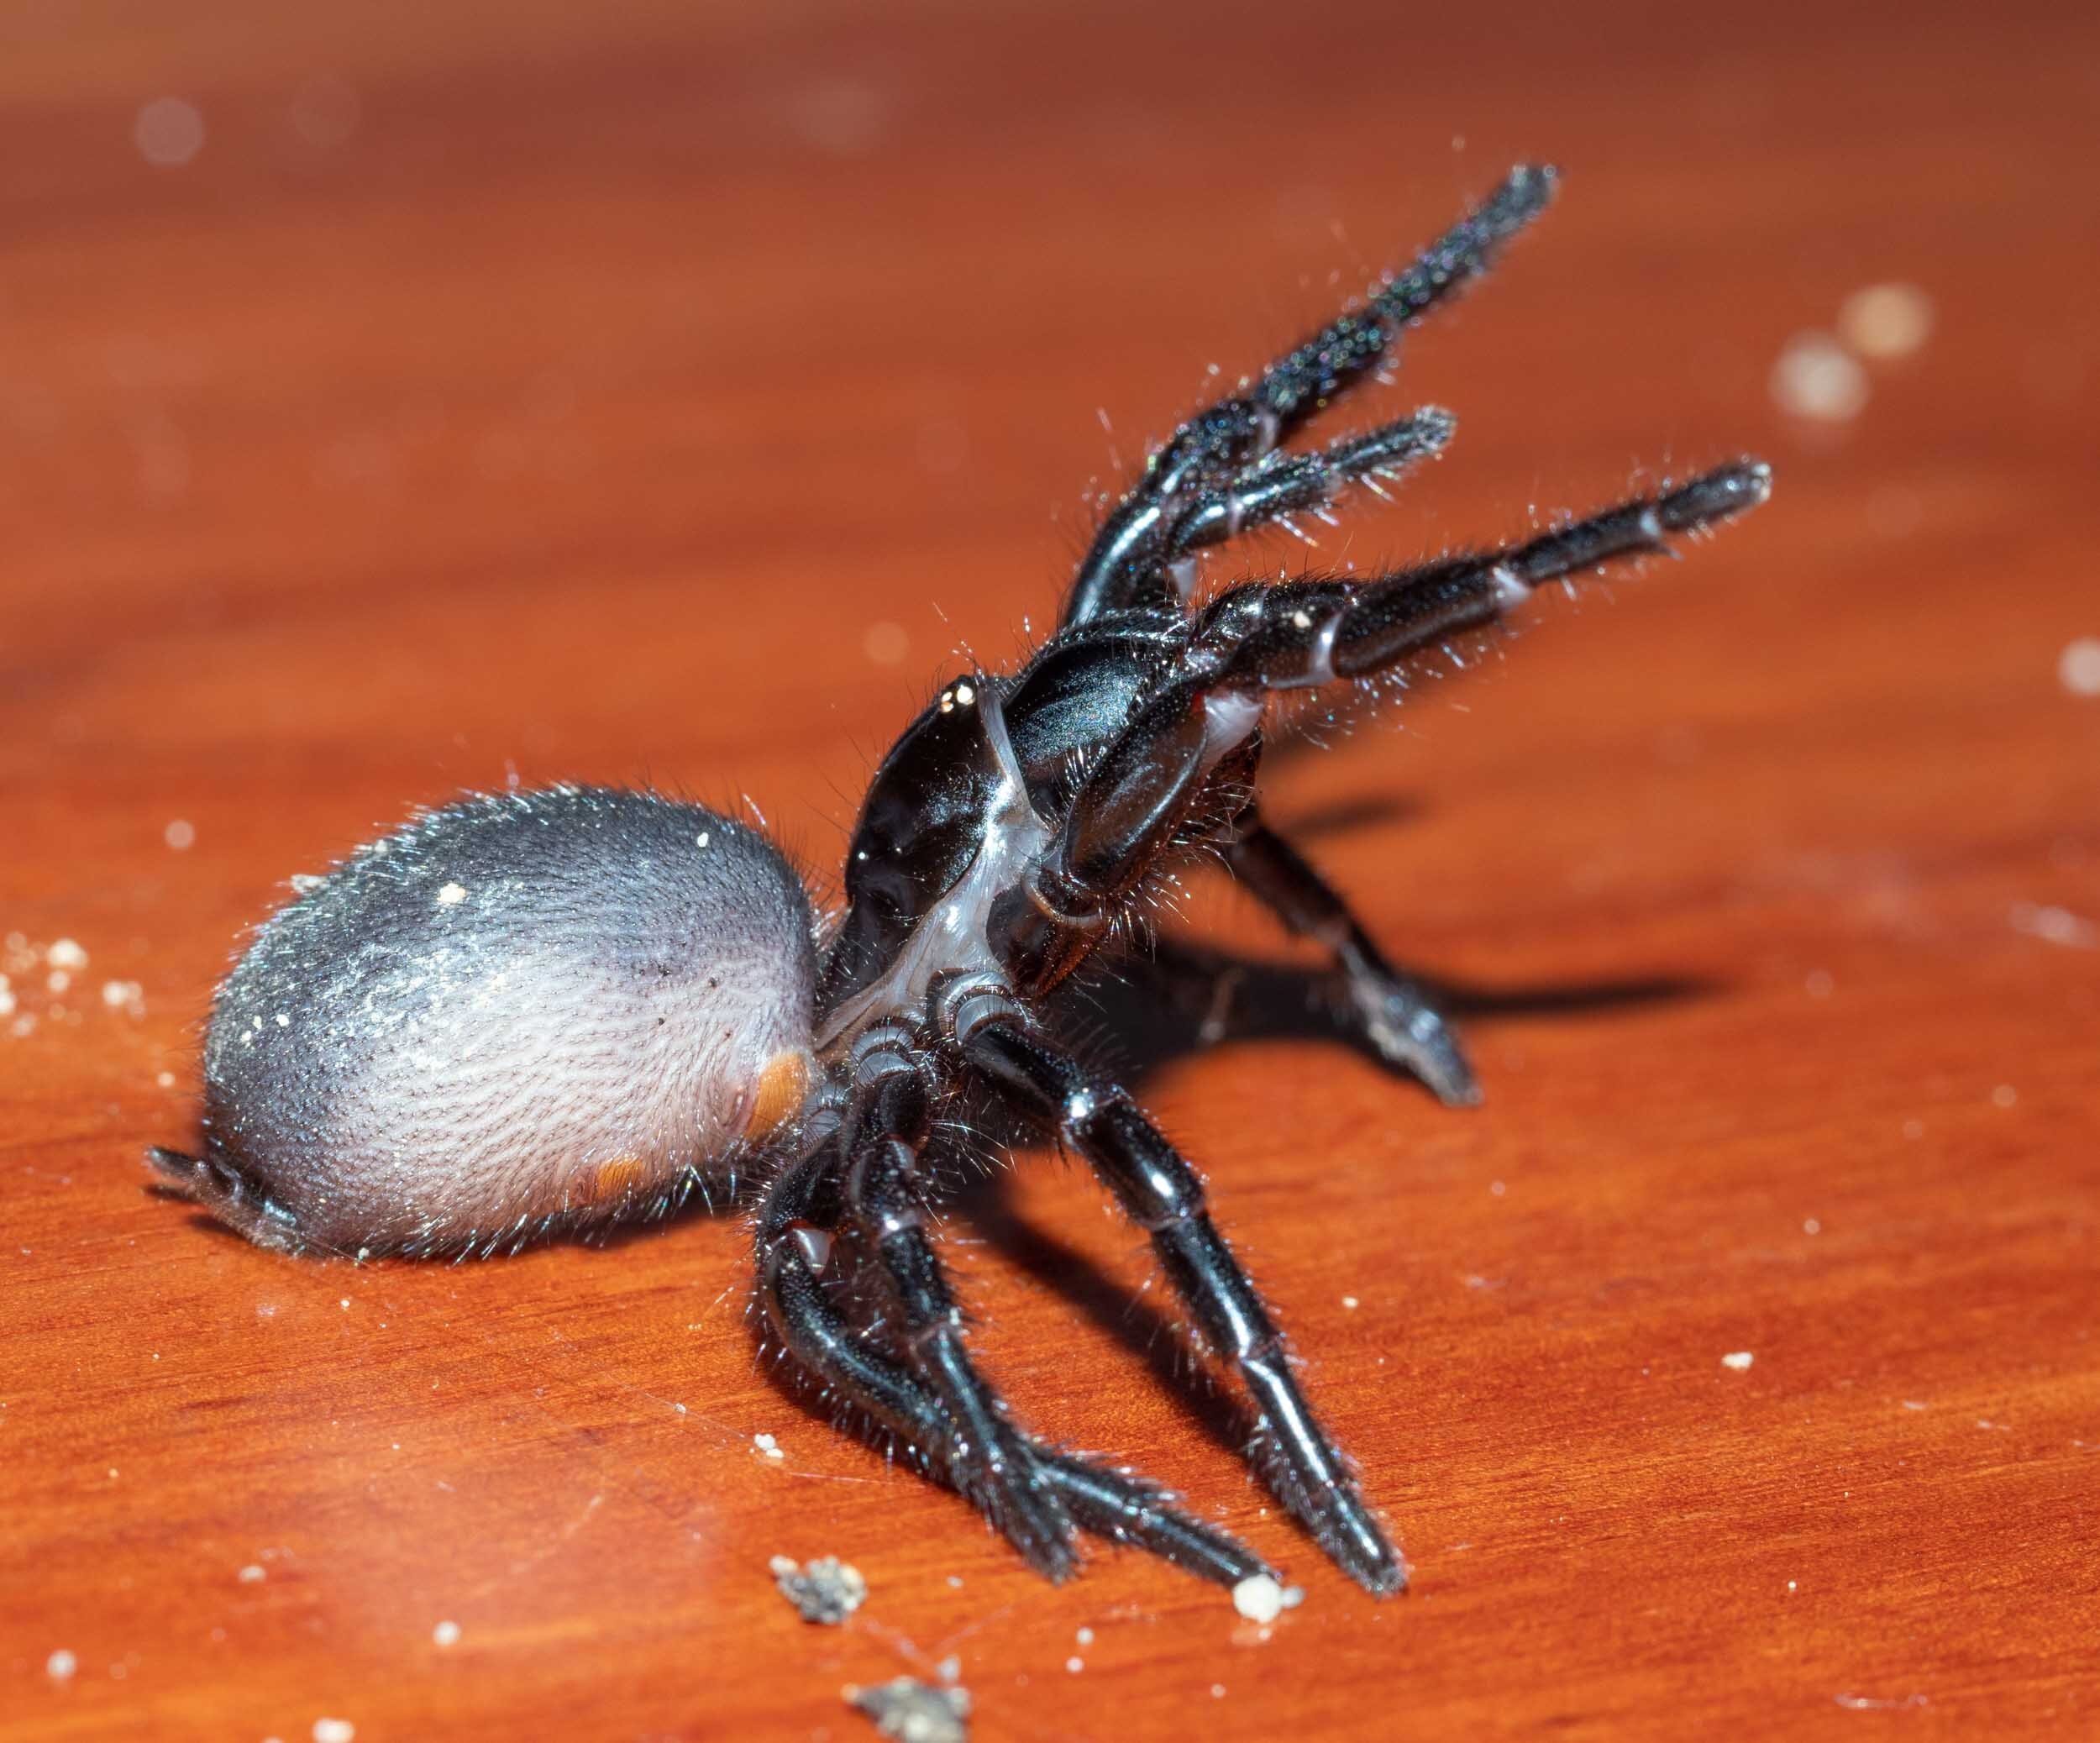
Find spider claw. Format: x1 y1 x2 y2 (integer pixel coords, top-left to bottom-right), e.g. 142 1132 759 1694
1316 1495 1410 1597
969 1451 1082 1581
1342 972 1481 1108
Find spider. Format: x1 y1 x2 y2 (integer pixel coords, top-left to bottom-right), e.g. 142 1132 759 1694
151 165 1769 1601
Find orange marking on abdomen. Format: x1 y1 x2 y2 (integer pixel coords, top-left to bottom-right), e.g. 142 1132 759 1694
745 1049 812 1140
581 1155 649 1205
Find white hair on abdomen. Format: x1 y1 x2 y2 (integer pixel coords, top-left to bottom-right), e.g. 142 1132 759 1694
192 785 818 1256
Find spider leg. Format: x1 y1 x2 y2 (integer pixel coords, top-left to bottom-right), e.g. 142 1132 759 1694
1224 814 1479 1106
1194 461 1774 691
1062 165 1556 628
956 1000 1405 1594
1157 408 1455 604
828 1042 1081 1578
755 1132 1279 1588
995 464 1771 1000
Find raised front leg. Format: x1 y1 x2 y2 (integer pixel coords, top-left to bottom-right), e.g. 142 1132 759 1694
1061 166 1557 627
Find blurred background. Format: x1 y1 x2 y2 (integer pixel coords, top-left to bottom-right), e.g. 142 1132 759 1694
3 3 2096 1740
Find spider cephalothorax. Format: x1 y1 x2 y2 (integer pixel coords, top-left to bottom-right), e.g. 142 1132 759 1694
154 165 1769 1600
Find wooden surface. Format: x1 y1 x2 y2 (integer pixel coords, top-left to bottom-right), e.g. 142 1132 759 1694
5 3 2097 1738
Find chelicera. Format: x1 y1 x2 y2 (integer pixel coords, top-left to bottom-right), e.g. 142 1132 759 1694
153 165 1770 1599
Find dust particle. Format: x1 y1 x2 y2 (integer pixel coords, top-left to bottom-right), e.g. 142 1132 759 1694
312 1721 356 1743
47 1649 76 1681
2061 638 2100 697
864 621 910 665
1770 333 1867 422
769 1553 867 1625
433 1620 461 1647
1721 1351 1756 1372
134 96 206 167
2009 901 2096 949
1836 283 1933 360
845 1675 970 1743
435 882 467 906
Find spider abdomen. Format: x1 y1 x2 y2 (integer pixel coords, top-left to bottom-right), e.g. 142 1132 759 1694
164 785 819 1257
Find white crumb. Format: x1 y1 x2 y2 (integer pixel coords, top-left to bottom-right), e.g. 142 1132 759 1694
1231 1573 1289 1623
1836 283 1933 360
1721 1351 1756 1372
102 979 145 1012
238 1563 266 1583
165 818 196 850
313 1721 356 1743
433 1620 461 1647
47 938 88 970
1065 1656 1084 1674
2061 638 2100 697
290 873 324 894
1341 1295 1359 1310
47 1649 76 1681
435 882 466 906
753 1432 785 1460
1074 1626 1093 1646
695 832 711 848
1771 332 1868 422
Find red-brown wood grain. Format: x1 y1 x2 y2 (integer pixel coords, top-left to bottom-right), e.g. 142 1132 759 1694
4 3 2097 1738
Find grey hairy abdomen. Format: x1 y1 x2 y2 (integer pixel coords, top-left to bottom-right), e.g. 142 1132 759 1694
176 785 817 1256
